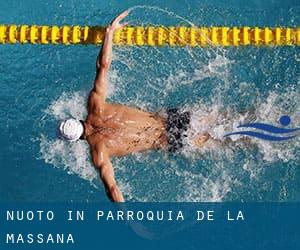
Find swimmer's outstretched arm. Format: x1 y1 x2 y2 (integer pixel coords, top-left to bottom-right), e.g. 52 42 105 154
92 143 125 202
93 11 129 101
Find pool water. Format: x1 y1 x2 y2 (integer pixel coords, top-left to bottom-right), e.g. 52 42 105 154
0 0 299 202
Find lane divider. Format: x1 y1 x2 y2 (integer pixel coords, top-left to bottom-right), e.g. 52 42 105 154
0 25 299 46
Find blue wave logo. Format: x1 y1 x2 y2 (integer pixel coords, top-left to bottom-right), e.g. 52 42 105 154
224 116 300 141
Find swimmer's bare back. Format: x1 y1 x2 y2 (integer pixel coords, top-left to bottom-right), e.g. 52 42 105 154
81 11 168 202
86 102 167 156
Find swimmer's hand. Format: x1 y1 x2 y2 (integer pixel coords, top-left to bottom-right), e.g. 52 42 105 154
107 10 129 33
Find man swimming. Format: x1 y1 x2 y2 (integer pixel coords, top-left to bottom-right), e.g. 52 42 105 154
58 11 210 202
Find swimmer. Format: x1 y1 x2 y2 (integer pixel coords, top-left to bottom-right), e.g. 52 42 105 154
58 11 210 202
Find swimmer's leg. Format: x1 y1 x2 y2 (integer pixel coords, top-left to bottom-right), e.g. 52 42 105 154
192 132 211 147
192 133 254 148
189 107 260 149
189 114 216 147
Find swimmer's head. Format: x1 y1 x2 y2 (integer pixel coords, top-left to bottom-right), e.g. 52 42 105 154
57 118 84 142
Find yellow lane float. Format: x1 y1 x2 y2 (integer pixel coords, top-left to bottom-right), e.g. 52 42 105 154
0 25 299 46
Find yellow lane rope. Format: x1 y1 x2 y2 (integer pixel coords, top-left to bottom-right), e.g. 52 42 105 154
0 25 299 46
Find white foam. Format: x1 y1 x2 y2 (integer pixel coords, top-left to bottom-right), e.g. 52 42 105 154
39 134 97 184
253 90 300 162
45 92 87 120
181 89 300 163
39 92 98 185
175 164 233 202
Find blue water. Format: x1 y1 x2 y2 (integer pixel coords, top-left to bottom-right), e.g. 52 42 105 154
0 0 299 202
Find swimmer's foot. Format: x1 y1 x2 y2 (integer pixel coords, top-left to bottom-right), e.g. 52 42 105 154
193 133 210 147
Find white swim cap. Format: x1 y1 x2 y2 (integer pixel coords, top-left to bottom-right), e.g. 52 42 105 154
58 118 84 142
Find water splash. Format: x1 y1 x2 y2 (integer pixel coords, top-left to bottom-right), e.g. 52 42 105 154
39 134 98 185
39 89 300 202
37 6 300 202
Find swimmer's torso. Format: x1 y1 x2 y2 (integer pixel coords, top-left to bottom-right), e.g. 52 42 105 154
85 92 167 156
